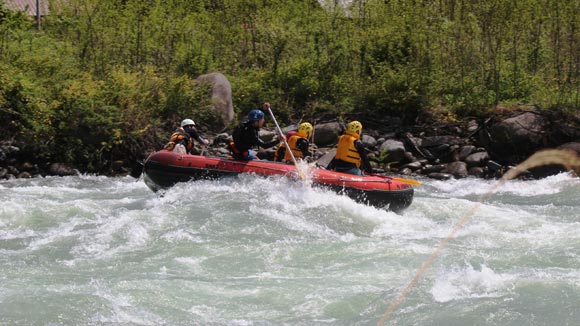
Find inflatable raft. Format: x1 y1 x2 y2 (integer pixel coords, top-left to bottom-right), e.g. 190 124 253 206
143 151 415 212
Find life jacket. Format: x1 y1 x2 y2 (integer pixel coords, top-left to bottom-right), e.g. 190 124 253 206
273 142 286 162
228 141 249 158
334 130 361 167
284 131 308 162
163 128 192 152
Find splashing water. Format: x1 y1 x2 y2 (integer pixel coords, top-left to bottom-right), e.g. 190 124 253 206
0 150 579 325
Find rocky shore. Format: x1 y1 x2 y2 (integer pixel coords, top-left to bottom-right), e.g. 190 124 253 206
1 108 579 181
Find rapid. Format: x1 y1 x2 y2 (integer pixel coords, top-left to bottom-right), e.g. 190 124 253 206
1 172 579 325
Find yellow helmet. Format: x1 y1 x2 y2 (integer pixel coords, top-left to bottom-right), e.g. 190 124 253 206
347 121 362 135
298 122 313 138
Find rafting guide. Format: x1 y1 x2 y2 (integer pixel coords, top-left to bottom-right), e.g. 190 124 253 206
228 103 280 160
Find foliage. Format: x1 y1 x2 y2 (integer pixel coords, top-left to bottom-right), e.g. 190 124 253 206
1 0 579 172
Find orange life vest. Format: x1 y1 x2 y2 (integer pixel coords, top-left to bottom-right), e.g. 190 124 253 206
228 141 249 158
163 128 192 152
283 131 308 162
273 142 286 161
334 130 361 167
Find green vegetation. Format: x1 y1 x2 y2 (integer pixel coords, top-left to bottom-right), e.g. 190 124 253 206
1 0 579 173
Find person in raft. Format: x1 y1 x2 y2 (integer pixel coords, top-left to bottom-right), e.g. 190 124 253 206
327 120 373 175
228 103 279 160
281 122 313 164
273 130 296 162
163 118 209 154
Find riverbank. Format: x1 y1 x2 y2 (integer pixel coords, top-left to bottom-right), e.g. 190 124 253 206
1 107 579 181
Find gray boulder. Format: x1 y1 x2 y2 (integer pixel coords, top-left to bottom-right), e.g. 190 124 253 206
196 72 234 126
485 112 548 160
313 122 342 147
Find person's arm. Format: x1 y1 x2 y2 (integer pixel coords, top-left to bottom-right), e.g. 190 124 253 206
355 140 373 174
255 131 278 149
189 127 209 145
296 138 310 157
276 146 286 162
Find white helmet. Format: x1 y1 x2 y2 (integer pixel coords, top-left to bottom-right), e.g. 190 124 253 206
180 119 195 127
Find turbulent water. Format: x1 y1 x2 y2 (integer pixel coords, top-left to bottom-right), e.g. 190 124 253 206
1 172 579 326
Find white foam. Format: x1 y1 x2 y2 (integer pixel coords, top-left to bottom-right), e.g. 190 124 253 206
431 263 517 302
425 172 578 197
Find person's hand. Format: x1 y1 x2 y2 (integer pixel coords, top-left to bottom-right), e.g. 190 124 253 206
203 139 210 146
262 102 271 110
280 134 287 142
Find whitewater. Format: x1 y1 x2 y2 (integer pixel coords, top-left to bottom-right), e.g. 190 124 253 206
1 172 579 325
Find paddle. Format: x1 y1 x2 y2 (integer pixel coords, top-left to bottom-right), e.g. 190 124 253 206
267 107 306 181
370 173 422 187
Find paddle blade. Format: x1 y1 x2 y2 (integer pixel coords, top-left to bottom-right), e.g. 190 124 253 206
393 177 422 187
371 173 422 187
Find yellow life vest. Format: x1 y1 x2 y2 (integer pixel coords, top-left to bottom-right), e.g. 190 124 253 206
283 131 308 162
163 128 192 152
334 130 361 167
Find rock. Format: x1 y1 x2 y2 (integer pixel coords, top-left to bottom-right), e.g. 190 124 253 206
313 122 342 147
468 167 485 178
422 135 463 147
403 151 416 163
442 161 468 178
19 162 36 172
485 112 548 161
7 166 19 176
258 129 277 142
379 139 406 163
527 142 580 178
458 145 475 161
17 172 32 178
48 163 78 176
195 72 234 126
464 151 489 167
213 133 231 145
421 164 446 174
361 134 377 148
399 167 413 175
401 161 422 171
487 160 503 172
467 120 479 133
558 142 580 156
1 145 20 154
428 172 453 180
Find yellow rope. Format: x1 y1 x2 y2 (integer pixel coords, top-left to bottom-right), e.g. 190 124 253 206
377 149 580 325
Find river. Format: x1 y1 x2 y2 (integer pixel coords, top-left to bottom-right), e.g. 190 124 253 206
1 172 579 325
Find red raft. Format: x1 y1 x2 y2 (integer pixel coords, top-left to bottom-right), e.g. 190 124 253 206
143 151 414 212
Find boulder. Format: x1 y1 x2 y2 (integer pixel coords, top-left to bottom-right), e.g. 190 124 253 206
379 139 406 163
528 142 580 178
485 112 548 161
464 151 490 167
196 72 234 126
361 134 377 148
442 161 468 178
313 122 342 147
48 163 78 176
